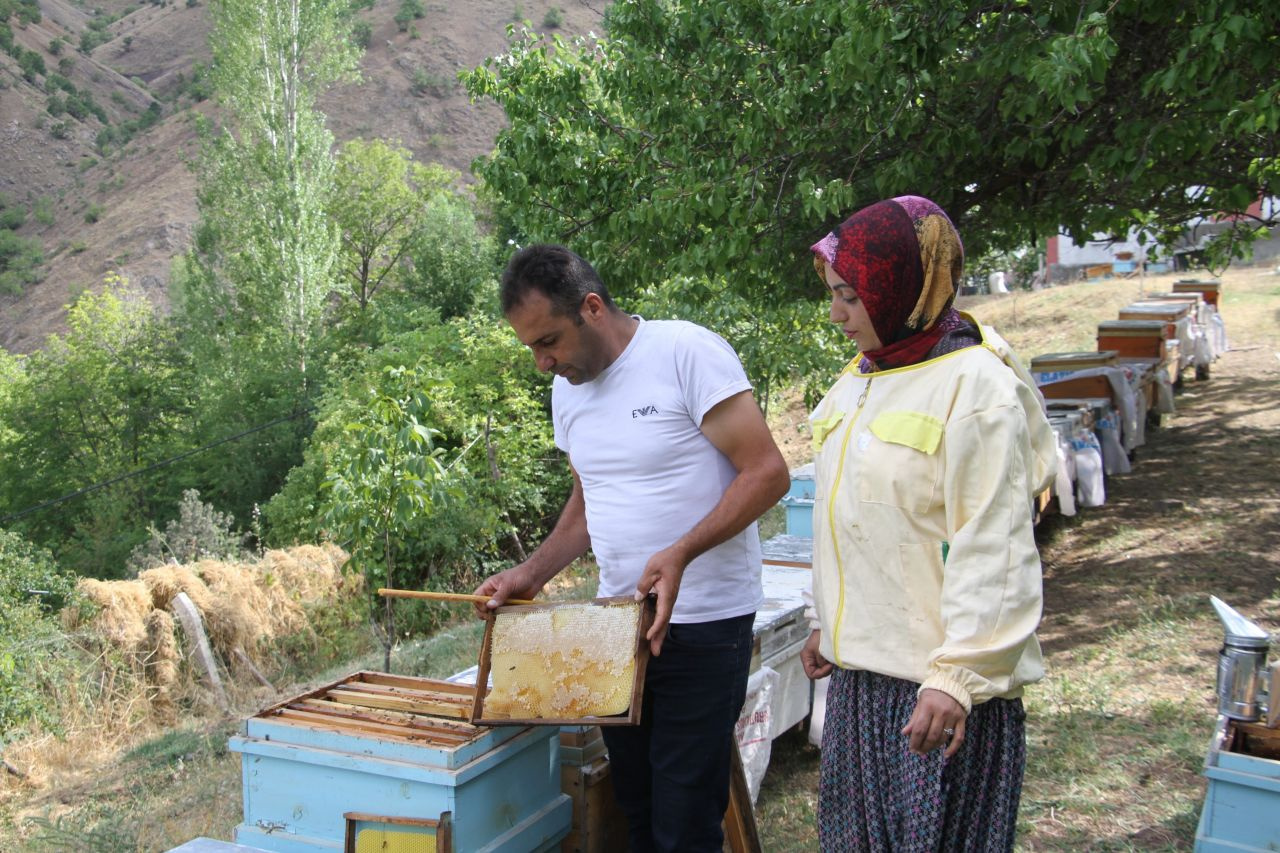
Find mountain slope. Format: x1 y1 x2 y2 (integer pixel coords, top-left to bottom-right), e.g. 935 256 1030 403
0 0 602 353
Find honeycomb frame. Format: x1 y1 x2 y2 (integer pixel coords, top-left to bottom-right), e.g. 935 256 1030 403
471 596 655 726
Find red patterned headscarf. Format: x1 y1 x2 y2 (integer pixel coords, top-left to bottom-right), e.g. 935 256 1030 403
811 195 965 370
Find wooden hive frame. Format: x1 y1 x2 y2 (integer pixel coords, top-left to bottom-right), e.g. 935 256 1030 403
471 596 656 726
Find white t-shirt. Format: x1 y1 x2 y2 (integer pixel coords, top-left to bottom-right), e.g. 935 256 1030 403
552 318 763 623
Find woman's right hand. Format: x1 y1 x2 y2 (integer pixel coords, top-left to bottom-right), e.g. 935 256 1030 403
801 629 834 679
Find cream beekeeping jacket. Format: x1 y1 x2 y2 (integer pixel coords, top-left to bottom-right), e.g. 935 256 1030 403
808 318 1056 712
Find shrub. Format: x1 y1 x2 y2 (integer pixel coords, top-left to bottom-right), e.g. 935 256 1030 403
84 202 104 223
127 489 250 573
350 19 371 49
0 529 76 739
264 313 566 636
49 120 72 139
46 71 76 93
18 47 45 82
14 0 40 26
79 29 110 54
0 219 43 294
32 195 54 226
543 6 563 28
411 67 452 96
0 192 24 229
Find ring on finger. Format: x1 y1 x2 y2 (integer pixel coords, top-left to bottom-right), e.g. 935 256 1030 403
942 727 955 736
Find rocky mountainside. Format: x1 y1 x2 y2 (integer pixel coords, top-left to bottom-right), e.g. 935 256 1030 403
0 0 603 353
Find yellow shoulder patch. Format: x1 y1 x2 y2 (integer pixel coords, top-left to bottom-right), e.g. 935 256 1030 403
869 411 944 455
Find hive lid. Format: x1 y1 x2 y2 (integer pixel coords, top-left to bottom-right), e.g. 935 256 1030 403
1098 319 1167 335
1142 292 1201 303
1118 302 1191 320
472 596 655 726
1030 350 1120 370
1172 280 1221 294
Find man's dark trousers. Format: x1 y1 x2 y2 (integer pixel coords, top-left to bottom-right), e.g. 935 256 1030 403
600 613 755 853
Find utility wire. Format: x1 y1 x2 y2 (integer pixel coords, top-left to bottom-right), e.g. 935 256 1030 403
0 409 311 525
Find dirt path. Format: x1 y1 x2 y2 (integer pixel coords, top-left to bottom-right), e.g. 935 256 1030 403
1038 336 1280 656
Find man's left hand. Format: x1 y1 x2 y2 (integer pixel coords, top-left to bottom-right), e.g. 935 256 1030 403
635 544 687 656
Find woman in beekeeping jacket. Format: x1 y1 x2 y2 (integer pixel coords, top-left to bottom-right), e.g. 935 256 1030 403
800 195 1056 852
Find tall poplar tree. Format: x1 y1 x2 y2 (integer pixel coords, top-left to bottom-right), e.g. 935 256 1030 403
184 0 359 363
176 0 360 520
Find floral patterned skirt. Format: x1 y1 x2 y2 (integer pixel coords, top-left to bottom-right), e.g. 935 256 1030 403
818 668 1027 852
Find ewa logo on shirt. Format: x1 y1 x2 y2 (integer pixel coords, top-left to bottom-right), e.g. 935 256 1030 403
631 405 659 418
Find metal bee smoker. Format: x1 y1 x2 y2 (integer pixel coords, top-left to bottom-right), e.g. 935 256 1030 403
1212 595 1279 727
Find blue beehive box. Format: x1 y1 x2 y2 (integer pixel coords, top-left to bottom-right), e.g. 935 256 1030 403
780 463 815 538
229 671 571 853
1194 719 1280 851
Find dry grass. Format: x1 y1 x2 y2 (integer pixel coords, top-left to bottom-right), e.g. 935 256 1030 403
0 545 362 850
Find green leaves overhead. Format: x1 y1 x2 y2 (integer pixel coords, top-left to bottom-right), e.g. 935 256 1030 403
467 0 1279 301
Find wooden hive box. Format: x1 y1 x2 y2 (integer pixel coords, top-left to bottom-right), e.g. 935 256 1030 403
1173 278 1221 307
228 672 571 852
1097 319 1169 362
1196 721 1280 851
1030 350 1120 386
1038 373 1113 402
1142 292 1201 307
558 738 626 853
1117 300 1192 326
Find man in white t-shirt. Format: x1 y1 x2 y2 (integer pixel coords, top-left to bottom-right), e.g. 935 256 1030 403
476 244 789 852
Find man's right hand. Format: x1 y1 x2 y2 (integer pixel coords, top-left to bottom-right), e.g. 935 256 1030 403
801 629 833 680
473 563 543 617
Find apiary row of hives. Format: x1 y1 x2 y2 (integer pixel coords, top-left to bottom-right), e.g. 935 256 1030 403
1027 279 1224 519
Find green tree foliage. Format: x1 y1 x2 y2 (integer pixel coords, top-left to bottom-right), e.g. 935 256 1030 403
0 529 76 740
403 190 499 321
127 489 249 573
321 363 448 668
0 228 43 296
0 281 193 578
186 0 360 359
264 312 566 621
330 139 456 310
466 0 1280 300
175 0 362 525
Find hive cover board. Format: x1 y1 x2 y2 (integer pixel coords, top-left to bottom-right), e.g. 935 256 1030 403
472 596 655 726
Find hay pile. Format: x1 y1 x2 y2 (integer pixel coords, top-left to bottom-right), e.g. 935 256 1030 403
63 543 355 712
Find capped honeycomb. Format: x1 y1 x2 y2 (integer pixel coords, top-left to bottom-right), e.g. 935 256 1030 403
483 599 641 720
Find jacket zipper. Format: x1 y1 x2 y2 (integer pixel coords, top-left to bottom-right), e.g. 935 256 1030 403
826 375 872 664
